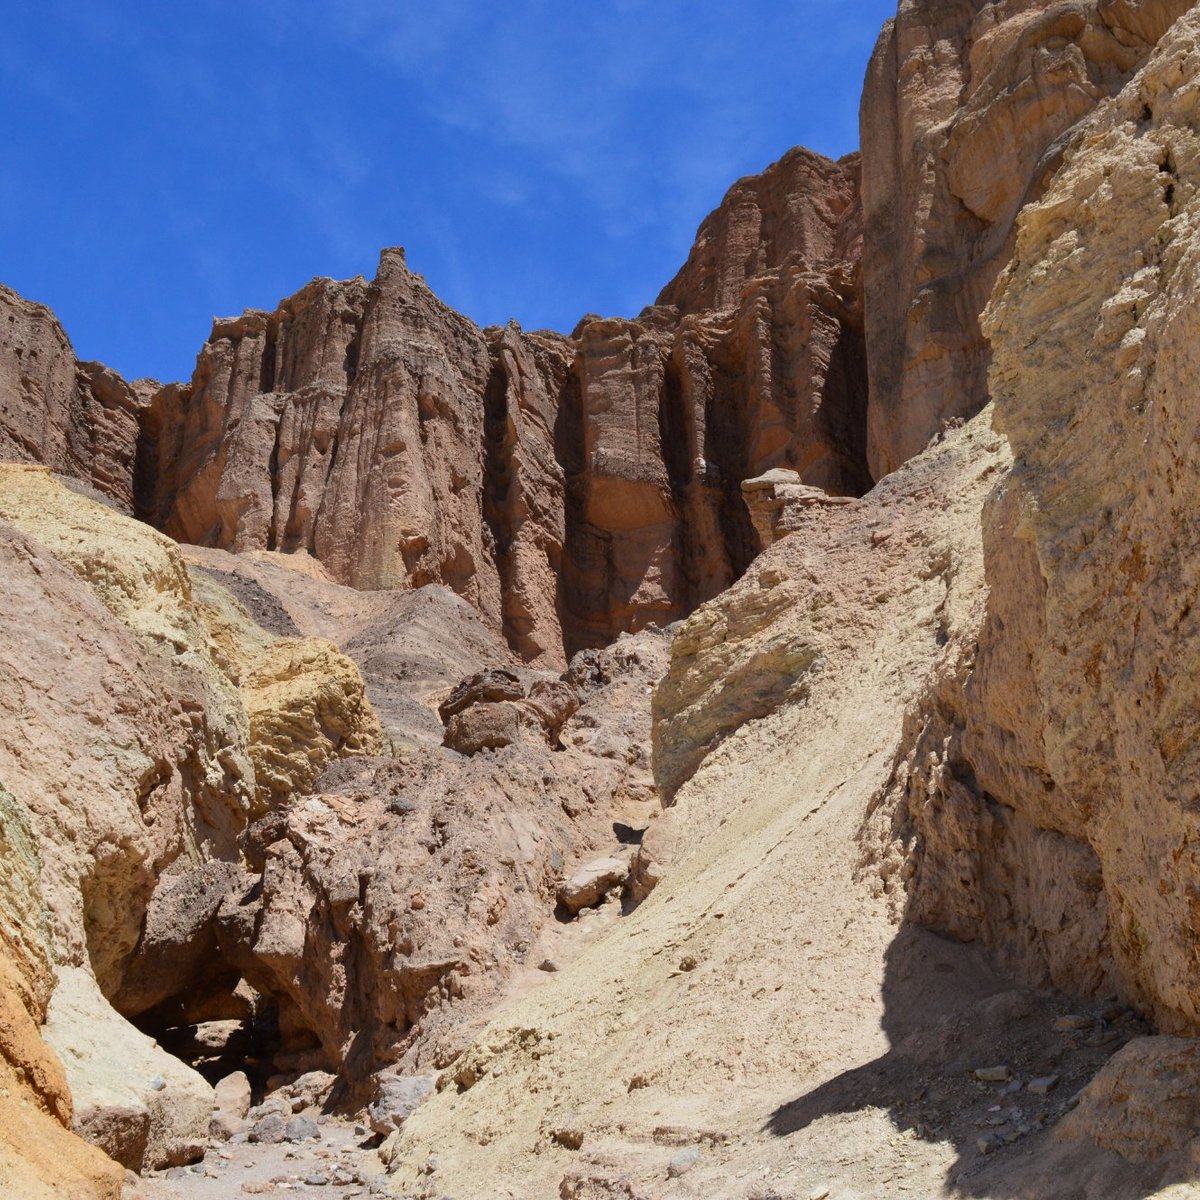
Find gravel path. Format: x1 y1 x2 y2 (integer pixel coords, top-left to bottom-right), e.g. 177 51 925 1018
129 1117 391 1200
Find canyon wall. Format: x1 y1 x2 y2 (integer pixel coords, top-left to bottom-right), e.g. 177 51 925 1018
1 149 868 667
8 3 1200 1194
861 0 1192 477
0 284 148 513
874 7 1200 1037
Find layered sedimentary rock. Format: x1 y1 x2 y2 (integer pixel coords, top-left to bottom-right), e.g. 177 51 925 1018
0 284 150 514
0 146 868 667
658 146 862 316
11 5 1200 1193
0 466 383 1176
861 0 1192 476
0 466 253 991
870 8 1200 1036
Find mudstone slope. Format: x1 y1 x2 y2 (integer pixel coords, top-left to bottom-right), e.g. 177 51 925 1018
5 3 1200 1198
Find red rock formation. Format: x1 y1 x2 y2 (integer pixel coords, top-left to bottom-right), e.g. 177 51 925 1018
0 146 867 666
0 284 148 514
860 0 1191 478
658 145 861 316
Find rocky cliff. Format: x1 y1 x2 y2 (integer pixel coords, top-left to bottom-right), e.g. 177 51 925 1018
1 149 867 670
0 285 150 515
877 6 1200 1036
7 3 1200 1198
861 0 1192 477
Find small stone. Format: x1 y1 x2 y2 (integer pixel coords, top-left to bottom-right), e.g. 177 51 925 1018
284 1115 320 1142
165 1167 189 1180
552 1126 585 1150
1028 1075 1059 1095
150 1074 167 1091
250 1112 287 1144
367 1073 437 1136
973 1065 1011 1082
678 954 698 972
558 858 629 915
667 1147 701 1178
305 1173 329 1187
976 1133 1002 1155
1054 1014 1093 1031
808 1190 831 1200
538 959 561 972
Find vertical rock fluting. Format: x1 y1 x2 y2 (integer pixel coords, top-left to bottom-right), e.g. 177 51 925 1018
860 0 1192 479
118 148 869 664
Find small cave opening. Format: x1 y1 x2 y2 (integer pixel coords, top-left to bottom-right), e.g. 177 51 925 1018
130 980 283 1097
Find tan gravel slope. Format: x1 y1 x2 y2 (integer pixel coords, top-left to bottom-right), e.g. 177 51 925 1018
384 414 1011 1198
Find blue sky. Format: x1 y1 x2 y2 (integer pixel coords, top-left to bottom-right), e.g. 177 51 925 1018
2 1 895 383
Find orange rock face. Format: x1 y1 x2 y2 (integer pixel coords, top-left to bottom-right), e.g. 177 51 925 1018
1 148 867 668
860 0 1192 478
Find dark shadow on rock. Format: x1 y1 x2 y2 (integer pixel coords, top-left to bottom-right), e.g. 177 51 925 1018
765 923 1166 1198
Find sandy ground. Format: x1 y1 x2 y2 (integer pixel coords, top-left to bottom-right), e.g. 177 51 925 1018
131 1118 384 1199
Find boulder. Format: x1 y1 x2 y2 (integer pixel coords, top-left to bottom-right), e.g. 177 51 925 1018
438 669 526 721
41 967 213 1171
443 701 522 756
522 679 581 743
210 1070 252 1141
367 1072 437 1136
558 859 630 915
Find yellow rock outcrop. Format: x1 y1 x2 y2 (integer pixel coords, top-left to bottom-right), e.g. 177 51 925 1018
0 465 380 1177
243 637 382 810
187 563 382 811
